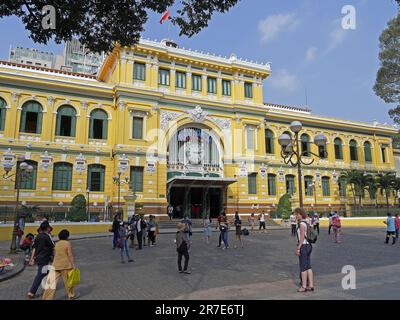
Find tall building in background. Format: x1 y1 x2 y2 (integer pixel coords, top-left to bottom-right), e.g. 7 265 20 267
8 40 105 75
63 39 105 74
8 46 57 68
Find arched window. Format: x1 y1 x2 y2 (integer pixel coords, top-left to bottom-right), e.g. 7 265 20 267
304 175 314 196
349 140 358 161
87 164 105 192
285 175 295 195
15 160 37 190
0 98 7 131
89 109 108 140
52 162 73 191
20 101 43 134
334 138 343 160
322 176 330 196
364 141 372 162
267 174 276 196
301 134 311 156
338 178 346 197
55 105 77 137
265 129 274 154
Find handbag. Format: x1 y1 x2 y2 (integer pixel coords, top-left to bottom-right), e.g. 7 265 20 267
67 268 81 288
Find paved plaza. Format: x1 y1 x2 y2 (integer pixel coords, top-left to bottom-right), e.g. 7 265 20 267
1 227 400 300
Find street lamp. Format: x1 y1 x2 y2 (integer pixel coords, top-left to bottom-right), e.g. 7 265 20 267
86 189 90 222
278 121 327 208
2 155 34 253
112 172 129 219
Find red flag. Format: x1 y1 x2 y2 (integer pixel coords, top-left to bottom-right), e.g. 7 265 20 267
160 9 170 24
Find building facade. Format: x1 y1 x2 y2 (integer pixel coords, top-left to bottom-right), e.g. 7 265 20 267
0 39 397 219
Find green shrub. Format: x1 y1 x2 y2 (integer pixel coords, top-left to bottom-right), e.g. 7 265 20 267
277 194 292 219
68 194 87 222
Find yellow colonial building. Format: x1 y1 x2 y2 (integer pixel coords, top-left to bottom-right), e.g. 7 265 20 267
0 39 397 219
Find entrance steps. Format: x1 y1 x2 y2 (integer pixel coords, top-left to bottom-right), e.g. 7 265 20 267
156 218 280 229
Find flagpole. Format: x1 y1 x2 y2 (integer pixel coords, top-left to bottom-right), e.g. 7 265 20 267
168 19 171 41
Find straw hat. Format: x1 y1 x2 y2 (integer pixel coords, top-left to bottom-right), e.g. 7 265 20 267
177 223 186 231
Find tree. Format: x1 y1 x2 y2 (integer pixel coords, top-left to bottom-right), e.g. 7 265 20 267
277 194 292 220
340 170 362 206
19 205 41 223
68 194 87 222
376 172 396 208
0 0 239 53
373 13 400 123
392 177 400 205
366 175 379 206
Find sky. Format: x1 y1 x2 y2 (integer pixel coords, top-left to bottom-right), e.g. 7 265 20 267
0 0 398 125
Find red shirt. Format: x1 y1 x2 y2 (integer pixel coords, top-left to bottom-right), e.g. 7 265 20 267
395 217 400 229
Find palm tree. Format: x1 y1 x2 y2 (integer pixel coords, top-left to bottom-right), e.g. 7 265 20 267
376 172 396 208
340 170 365 207
19 205 41 223
366 174 379 206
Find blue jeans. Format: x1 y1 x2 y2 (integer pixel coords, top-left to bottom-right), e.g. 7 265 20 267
113 232 119 248
29 264 48 295
222 230 229 248
120 240 132 261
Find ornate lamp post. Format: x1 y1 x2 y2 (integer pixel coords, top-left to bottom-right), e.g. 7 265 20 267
2 155 33 254
278 121 327 208
112 172 129 219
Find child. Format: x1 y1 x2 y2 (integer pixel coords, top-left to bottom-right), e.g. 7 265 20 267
20 233 35 260
118 222 134 263
383 213 396 245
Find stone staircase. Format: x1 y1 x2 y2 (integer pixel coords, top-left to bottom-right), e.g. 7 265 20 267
156 218 280 229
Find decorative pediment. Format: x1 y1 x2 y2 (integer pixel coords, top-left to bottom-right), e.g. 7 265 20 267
187 105 208 123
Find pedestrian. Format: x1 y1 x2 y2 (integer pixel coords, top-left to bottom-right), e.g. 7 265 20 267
328 212 334 235
332 212 342 243
128 216 136 248
27 221 55 299
203 215 212 243
383 212 396 245
289 212 297 236
148 215 157 246
42 229 79 300
294 207 314 293
168 205 174 221
141 215 148 246
135 215 145 250
20 233 35 261
259 211 266 233
176 223 190 274
220 212 229 249
234 212 243 249
312 213 320 235
248 213 255 233
182 216 193 243
111 214 120 250
216 212 224 247
16 212 26 251
118 221 134 263
395 213 400 240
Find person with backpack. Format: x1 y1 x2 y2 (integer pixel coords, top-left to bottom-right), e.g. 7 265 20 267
118 221 134 263
383 212 396 245
233 212 243 249
332 212 342 243
27 221 55 299
176 223 190 274
294 207 314 293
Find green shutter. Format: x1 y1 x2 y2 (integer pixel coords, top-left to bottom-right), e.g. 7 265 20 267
268 174 276 195
245 82 253 98
248 173 257 194
132 117 143 139
0 98 6 131
176 71 186 89
192 75 202 91
52 162 72 191
222 80 231 96
207 77 216 94
134 63 146 81
364 143 372 162
322 177 330 196
130 166 143 192
87 164 105 192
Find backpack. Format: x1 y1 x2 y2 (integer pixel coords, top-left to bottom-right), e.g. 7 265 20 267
300 221 318 244
242 228 249 236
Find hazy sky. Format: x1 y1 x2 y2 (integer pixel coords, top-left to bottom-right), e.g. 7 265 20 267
0 0 398 125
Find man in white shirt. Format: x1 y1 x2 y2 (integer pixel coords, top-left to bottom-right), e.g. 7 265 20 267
259 211 266 233
168 205 174 220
